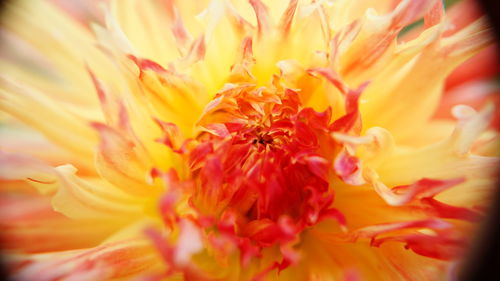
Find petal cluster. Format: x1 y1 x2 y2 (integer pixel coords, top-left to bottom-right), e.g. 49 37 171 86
0 0 498 281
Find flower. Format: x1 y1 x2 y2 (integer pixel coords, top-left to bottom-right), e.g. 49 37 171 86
0 0 498 280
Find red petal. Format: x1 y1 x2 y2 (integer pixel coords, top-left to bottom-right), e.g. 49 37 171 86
351 219 452 241
330 82 370 134
305 156 330 182
318 208 347 230
249 0 271 36
307 68 348 94
334 149 364 186
392 178 465 200
371 230 466 260
279 0 298 36
419 197 482 222
183 35 206 64
155 119 185 152
128 55 169 77
424 0 444 28
202 123 230 138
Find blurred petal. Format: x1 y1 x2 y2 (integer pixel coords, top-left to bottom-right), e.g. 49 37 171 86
0 195 118 253
10 239 162 281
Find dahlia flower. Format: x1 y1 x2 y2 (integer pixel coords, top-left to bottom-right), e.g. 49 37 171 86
0 0 498 280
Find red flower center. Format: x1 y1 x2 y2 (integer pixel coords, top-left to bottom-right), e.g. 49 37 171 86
187 84 344 246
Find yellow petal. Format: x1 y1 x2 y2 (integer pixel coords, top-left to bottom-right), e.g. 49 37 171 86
92 122 162 197
51 165 146 221
0 78 97 163
358 17 493 142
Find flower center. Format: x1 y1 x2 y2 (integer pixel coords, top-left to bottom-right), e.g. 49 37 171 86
252 133 273 146
187 84 340 244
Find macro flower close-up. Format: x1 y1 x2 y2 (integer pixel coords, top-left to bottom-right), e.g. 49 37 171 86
0 0 499 280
